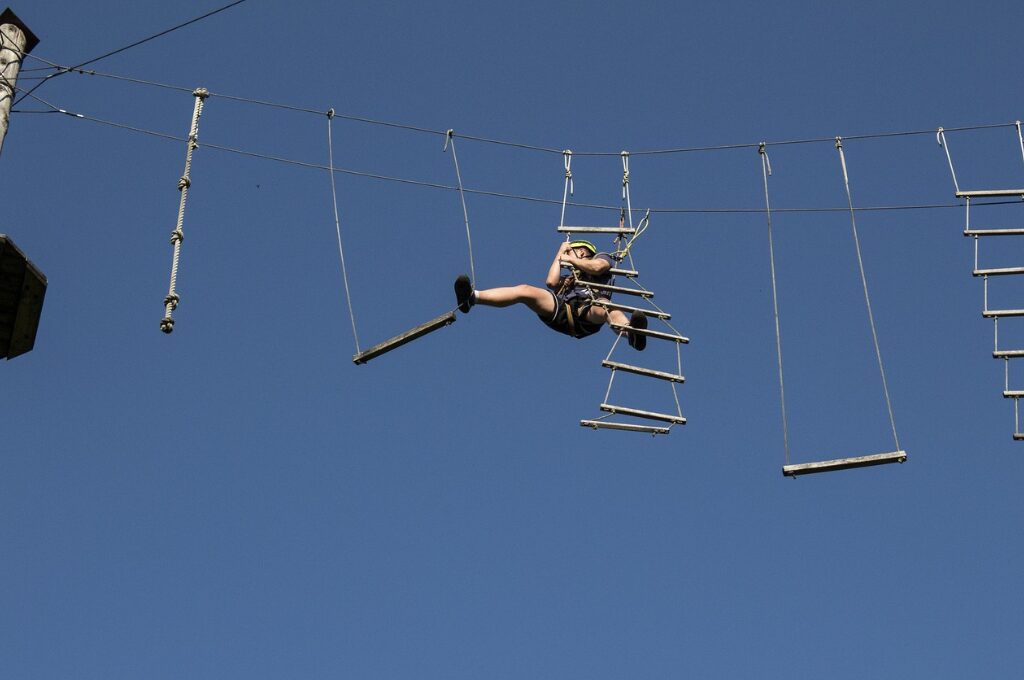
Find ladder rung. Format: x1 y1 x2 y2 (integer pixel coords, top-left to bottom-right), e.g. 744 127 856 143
1014 433 1024 441
957 189 1024 198
600 403 686 424
591 300 671 320
973 267 1024 277
609 323 689 343
965 229 1024 236
984 309 1024 318
579 420 671 434
993 349 1024 358
1003 390 1024 398
352 311 456 364
558 226 637 234
559 262 638 278
581 282 653 298
602 360 685 383
782 451 907 477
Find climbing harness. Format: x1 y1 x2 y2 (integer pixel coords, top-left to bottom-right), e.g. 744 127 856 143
761 140 907 476
938 122 1024 439
555 152 689 435
160 87 208 334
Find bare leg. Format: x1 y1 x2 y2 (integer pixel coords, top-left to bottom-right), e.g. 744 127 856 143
476 284 556 317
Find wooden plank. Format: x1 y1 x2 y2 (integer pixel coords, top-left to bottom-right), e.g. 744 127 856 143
580 281 653 298
600 403 686 424
557 226 636 234
973 266 1024 277
579 419 671 434
352 311 456 365
957 189 1024 198
984 309 1024 318
965 228 1024 236
993 349 1024 358
591 300 671 320
608 323 689 344
782 450 907 477
602 360 685 383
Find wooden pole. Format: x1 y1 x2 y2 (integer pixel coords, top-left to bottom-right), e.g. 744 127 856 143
0 8 39 159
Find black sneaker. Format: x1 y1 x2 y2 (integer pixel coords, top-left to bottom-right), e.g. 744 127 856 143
454 274 474 313
627 310 647 351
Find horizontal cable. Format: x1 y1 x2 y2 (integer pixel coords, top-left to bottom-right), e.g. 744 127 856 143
26 93 1008 216
33 61 1021 158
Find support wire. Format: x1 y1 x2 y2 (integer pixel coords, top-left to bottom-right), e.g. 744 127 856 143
836 137 901 452
327 109 361 353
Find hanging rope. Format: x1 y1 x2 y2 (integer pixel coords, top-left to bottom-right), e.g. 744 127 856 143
160 87 208 334
1016 120 1024 168
759 142 791 465
326 108 361 353
559 149 574 240
444 130 476 285
835 137 901 451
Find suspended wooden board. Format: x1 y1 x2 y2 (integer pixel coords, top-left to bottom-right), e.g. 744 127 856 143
352 310 456 365
782 450 907 478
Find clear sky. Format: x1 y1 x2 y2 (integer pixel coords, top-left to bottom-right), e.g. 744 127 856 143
3 1 1024 678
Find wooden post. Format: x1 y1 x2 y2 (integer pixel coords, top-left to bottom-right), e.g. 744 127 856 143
0 8 39 159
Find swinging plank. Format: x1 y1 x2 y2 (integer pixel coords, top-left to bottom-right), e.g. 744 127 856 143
580 419 671 434
956 189 1024 198
352 310 456 365
600 403 686 424
782 450 907 478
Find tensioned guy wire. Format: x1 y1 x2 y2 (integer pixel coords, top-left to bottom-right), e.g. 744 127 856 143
326 109 361 353
836 137 901 452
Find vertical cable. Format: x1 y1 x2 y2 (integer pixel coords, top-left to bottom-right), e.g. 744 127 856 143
559 150 573 240
444 130 476 285
160 87 208 334
759 143 791 465
836 137 901 451
326 109 361 353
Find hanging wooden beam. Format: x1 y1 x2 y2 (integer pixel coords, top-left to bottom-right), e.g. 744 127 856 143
352 311 456 365
580 419 671 434
782 450 907 478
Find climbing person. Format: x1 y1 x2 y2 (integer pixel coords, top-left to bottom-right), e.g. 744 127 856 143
454 240 647 350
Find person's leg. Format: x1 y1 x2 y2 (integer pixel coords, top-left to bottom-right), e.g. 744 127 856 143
476 284 556 316
455 275 556 317
583 298 646 350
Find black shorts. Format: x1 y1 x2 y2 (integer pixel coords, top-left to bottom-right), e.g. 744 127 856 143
538 291 603 339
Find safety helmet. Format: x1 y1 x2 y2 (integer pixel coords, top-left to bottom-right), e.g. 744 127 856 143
568 240 597 255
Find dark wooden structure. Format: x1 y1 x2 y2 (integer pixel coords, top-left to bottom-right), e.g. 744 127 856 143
0 234 46 359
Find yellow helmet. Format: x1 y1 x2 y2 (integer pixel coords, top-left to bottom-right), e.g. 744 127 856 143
568 240 597 255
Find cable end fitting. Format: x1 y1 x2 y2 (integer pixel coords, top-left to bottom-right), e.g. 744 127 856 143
192 87 209 99
834 136 843 149
326 108 335 119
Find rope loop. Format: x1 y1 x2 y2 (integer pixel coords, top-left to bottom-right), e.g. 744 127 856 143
326 108 335 119
834 135 843 150
562 149 573 195
758 142 772 176
936 126 945 146
621 151 630 199
443 128 454 152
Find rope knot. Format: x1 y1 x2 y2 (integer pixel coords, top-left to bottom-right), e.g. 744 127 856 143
326 108 335 119
159 317 175 334
192 87 209 99
177 175 191 190
163 293 180 309
170 229 184 244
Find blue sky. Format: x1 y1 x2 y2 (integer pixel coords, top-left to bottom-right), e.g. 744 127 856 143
3 1 1024 678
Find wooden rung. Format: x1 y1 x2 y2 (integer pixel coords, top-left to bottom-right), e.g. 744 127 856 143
579 420 671 434
1014 433 1024 441
557 226 637 234
965 229 1024 236
974 267 1024 277
957 189 1024 198
602 360 685 383
993 349 1024 358
984 309 1024 318
608 267 639 277
352 311 456 365
782 450 907 477
591 300 671 320
600 403 686 424
580 281 653 298
608 323 689 343
1003 390 1024 398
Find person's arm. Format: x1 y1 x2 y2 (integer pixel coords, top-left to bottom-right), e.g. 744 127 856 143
547 242 573 289
569 254 611 276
